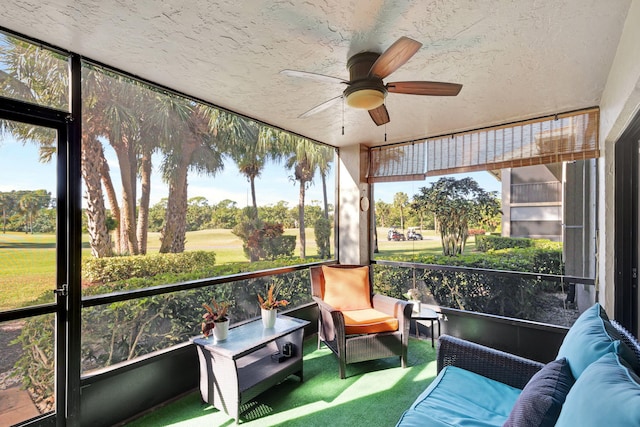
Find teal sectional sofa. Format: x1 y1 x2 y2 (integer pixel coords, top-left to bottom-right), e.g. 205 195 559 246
396 303 640 427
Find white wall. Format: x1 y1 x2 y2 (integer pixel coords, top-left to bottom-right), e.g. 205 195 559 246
598 0 640 314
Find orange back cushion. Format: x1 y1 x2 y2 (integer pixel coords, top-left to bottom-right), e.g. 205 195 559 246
321 265 372 310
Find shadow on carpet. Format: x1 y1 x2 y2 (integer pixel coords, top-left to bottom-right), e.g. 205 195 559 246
126 337 437 426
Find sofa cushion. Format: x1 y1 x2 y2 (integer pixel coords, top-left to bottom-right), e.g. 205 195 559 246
322 265 372 311
342 308 399 334
556 352 640 427
557 303 640 379
395 366 521 427
503 358 575 427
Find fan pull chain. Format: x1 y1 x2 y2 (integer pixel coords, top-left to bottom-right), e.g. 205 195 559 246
384 124 387 142
342 98 345 135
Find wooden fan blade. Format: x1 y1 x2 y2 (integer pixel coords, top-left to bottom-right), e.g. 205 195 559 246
280 69 348 85
387 81 463 96
368 104 390 126
299 95 343 118
369 37 422 80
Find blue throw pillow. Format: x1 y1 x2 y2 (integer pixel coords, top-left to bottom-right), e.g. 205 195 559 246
503 358 575 427
556 352 640 427
557 303 640 378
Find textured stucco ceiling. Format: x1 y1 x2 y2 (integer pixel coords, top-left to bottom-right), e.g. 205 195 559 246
0 0 632 147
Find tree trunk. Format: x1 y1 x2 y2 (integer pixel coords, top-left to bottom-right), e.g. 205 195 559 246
160 174 188 253
160 140 197 253
137 150 152 254
320 171 331 258
250 174 258 211
298 179 306 259
100 150 121 254
82 134 113 258
321 172 329 220
112 140 139 255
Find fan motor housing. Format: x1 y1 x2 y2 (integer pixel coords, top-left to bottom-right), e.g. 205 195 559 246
344 52 387 109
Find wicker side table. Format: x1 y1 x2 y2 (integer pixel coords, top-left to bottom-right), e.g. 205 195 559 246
413 307 441 348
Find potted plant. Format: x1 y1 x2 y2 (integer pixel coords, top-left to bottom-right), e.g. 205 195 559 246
201 298 230 341
257 283 288 328
404 287 423 313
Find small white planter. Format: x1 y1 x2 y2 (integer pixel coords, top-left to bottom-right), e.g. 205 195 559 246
411 300 421 313
261 308 277 328
213 319 230 341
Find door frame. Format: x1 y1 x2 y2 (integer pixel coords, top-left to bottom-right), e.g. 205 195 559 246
614 107 640 336
0 95 81 427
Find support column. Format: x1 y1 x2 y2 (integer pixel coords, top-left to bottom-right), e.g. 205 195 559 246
337 144 371 265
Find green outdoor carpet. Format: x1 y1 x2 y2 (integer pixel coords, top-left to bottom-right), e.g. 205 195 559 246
126 337 437 426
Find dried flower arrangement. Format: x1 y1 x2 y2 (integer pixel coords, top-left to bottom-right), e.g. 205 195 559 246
201 298 229 338
257 283 289 310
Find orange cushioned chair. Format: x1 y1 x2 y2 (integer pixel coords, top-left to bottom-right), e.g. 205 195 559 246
310 264 413 379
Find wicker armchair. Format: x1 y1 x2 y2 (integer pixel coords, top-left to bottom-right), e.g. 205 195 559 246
310 264 413 379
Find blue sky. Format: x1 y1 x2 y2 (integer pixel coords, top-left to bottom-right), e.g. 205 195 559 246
374 171 501 204
0 134 331 208
1 133 500 209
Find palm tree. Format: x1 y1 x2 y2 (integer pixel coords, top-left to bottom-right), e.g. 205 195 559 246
279 135 324 259
0 36 69 111
159 104 225 253
19 192 40 233
82 65 135 256
83 66 171 256
81 67 120 257
0 37 117 257
394 192 409 231
103 76 142 255
137 90 192 254
223 118 266 211
316 145 334 220
0 193 8 233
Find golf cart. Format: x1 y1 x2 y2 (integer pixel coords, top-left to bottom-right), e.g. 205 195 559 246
407 227 423 240
387 227 406 241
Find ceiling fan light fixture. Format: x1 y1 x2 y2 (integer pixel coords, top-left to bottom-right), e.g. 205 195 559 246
345 89 385 110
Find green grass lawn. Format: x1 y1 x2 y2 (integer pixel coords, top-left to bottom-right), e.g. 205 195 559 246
375 227 476 257
0 227 460 311
0 232 58 310
0 228 324 310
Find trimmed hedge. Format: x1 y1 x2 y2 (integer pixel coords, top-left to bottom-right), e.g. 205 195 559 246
83 251 217 283
374 243 564 319
476 235 534 251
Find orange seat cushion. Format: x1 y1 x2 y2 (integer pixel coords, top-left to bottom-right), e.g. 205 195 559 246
322 265 372 311
342 308 399 335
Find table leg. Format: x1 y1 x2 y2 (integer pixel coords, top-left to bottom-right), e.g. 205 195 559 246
430 319 434 348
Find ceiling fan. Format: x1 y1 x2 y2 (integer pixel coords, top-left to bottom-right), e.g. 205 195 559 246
281 36 463 126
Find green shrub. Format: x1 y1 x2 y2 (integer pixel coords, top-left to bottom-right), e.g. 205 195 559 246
314 217 332 259
260 225 296 260
10 314 55 412
373 243 565 319
83 251 217 283
372 264 414 300
233 216 295 261
475 235 534 252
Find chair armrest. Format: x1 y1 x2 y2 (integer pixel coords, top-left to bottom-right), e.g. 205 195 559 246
437 334 544 390
372 294 413 334
312 296 345 342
